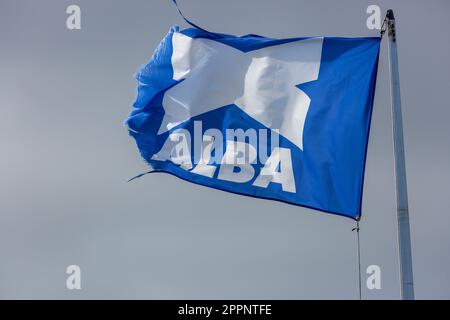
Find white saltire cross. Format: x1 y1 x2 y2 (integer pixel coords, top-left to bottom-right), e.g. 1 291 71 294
159 32 323 150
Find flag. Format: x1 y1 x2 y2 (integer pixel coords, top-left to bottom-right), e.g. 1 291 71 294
125 26 380 220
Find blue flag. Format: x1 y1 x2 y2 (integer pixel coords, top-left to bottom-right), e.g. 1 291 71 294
126 26 380 220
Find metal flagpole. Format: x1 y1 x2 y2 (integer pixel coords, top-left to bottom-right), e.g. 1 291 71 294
383 9 415 300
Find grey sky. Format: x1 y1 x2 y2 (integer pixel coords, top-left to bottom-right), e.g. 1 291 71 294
0 0 449 299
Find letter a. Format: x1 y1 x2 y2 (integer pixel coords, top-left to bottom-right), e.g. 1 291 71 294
66 265 81 290
253 147 296 193
66 5 81 30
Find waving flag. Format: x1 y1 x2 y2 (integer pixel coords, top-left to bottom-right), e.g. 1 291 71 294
126 26 380 219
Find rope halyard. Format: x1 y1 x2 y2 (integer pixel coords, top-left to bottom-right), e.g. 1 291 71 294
171 0 219 37
352 220 362 300
380 14 388 38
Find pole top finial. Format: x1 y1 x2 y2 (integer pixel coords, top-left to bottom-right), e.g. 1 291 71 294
387 9 395 20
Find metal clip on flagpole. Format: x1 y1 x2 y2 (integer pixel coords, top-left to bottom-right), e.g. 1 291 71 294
383 9 415 300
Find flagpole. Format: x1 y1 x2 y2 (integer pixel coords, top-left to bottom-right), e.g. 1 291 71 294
384 9 415 300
